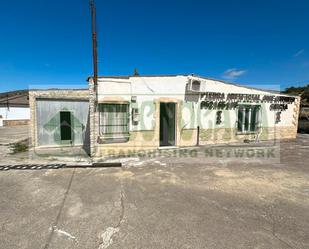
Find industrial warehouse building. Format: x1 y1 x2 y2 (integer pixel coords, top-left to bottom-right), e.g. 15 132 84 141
29 75 300 157
0 90 30 127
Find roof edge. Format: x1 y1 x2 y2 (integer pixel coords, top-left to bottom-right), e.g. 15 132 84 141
87 74 300 97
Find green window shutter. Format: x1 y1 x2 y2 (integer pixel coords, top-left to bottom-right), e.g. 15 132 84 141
244 107 250 131
237 108 244 132
70 112 75 142
238 105 261 133
250 107 258 131
250 108 255 132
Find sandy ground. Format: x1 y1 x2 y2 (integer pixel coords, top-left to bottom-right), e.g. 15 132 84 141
0 125 29 145
0 125 91 166
0 134 309 249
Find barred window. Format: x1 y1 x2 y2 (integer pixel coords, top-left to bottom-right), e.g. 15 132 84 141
99 104 129 138
237 105 260 133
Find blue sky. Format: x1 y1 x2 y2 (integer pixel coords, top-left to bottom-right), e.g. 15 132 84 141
0 0 308 92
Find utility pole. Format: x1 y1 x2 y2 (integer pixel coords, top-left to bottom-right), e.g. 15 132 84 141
90 0 98 88
89 0 98 157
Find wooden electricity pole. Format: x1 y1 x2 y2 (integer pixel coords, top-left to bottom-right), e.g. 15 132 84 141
90 0 98 87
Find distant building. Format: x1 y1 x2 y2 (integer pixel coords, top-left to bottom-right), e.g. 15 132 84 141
29 75 301 157
0 90 30 126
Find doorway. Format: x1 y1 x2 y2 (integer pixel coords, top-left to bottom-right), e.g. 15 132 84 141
60 111 72 141
160 103 176 146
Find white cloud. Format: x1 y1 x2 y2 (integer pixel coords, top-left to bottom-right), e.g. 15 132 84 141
222 68 246 80
293 49 304 57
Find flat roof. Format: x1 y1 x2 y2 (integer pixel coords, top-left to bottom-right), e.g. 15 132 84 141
88 74 299 97
29 88 88 91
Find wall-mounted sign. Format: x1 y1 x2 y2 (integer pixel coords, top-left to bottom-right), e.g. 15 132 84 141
269 103 288 111
226 93 260 102
200 91 295 110
200 101 238 110
275 112 282 124
200 92 225 101
200 92 295 104
216 111 222 124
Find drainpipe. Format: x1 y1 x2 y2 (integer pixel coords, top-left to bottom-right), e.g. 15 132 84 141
196 125 200 146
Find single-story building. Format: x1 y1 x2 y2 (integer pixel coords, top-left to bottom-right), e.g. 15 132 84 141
29 75 300 157
29 89 90 151
0 90 30 127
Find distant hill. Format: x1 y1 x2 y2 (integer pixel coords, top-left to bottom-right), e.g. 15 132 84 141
283 84 309 107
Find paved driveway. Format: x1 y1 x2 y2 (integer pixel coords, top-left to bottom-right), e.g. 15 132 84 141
0 135 309 249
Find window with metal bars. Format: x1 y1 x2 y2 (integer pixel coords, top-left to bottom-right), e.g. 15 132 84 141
99 103 129 138
237 105 260 133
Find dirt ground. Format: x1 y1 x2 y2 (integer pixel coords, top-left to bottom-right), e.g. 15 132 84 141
0 125 29 145
0 125 91 166
0 135 309 249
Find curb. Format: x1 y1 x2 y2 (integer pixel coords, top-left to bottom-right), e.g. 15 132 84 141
0 164 66 171
0 162 122 171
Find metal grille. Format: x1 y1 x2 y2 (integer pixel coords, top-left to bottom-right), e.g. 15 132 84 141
99 103 129 137
237 105 260 133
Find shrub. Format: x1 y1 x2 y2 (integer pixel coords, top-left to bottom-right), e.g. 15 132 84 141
9 142 28 154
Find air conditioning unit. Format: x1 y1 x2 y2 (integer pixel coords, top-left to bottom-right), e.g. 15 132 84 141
186 79 202 92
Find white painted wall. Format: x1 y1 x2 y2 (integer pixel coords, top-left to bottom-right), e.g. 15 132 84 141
97 76 187 131
96 75 297 131
199 77 297 128
0 107 30 126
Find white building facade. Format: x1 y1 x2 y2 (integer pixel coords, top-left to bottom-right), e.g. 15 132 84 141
0 107 30 127
88 75 300 157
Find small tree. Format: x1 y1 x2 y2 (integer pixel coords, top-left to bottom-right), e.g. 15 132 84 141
134 68 139 76
284 84 309 106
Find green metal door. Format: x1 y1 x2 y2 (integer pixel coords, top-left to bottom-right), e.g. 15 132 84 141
160 103 176 146
60 111 72 141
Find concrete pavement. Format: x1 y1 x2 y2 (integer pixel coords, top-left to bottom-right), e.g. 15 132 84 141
0 135 309 248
